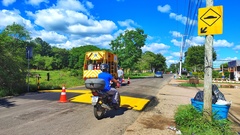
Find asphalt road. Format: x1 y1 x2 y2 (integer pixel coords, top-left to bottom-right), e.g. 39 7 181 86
0 74 172 135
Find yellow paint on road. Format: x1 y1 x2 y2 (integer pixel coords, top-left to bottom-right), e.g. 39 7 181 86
70 93 93 104
39 89 150 111
120 96 149 111
70 94 150 111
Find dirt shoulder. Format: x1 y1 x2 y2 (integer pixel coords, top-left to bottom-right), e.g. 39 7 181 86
124 78 240 135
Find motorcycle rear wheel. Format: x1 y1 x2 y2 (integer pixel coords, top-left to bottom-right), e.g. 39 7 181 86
93 102 105 120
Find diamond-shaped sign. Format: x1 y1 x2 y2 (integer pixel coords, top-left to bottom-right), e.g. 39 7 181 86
198 6 223 35
200 8 221 26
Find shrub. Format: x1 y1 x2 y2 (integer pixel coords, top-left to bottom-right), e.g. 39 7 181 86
174 105 234 135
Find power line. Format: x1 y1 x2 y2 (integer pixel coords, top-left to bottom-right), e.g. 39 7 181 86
182 0 203 51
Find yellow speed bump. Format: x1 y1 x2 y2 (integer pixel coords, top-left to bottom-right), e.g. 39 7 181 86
120 96 150 111
70 94 150 111
70 93 92 104
39 89 150 111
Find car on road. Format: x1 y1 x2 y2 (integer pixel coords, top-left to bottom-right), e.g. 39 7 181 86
154 71 163 78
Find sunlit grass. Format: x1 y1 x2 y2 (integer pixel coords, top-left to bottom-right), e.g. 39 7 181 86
174 105 234 135
27 70 84 91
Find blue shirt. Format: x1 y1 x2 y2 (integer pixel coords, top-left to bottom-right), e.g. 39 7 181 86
98 72 113 92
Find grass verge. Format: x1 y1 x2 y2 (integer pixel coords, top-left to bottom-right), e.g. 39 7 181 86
174 105 235 135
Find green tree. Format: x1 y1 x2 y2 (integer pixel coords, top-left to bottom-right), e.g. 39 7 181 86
43 56 53 70
110 28 147 72
220 63 228 69
68 45 100 69
184 45 217 72
33 37 53 56
32 54 45 70
136 51 156 72
152 53 167 72
169 63 179 73
0 23 30 95
52 47 69 69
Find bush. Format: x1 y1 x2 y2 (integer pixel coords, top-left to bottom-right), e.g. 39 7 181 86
70 69 79 76
179 82 204 87
174 105 234 135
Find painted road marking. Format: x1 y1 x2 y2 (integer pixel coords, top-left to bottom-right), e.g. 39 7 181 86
39 89 150 111
70 94 149 111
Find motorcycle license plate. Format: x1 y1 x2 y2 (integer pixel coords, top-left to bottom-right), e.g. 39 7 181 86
91 96 98 105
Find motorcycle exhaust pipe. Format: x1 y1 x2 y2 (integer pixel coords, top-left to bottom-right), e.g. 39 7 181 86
101 104 111 110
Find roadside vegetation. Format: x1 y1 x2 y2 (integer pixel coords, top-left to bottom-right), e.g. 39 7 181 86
0 23 166 97
25 70 154 93
174 105 234 135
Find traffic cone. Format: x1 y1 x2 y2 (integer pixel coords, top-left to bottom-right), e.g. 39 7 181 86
59 85 68 103
127 77 130 84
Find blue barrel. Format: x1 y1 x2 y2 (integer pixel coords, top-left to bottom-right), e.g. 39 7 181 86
191 98 230 120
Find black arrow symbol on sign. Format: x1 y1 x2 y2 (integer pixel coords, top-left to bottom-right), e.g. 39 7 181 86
201 27 207 33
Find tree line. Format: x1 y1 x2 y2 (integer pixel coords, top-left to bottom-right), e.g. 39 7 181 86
0 23 167 95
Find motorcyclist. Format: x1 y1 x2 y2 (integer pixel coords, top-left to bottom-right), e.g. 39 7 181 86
98 64 120 106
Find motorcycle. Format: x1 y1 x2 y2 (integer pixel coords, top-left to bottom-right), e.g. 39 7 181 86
85 78 121 120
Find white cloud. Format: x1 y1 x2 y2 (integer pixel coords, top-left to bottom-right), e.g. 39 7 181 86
2 0 16 6
222 57 238 61
25 0 49 6
167 59 179 66
147 35 154 40
185 36 205 46
85 1 94 9
171 35 234 49
157 5 171 13
34 30 68 43
171 52 180 57
54 0 87 12
213 57 238 68
68 20 117 34
118 19 140 28
171 39 181 47
51 34 114 49
169 13 186 25
169 13 197 25
213 39 233 47
142 43 170 54
165 55 179 68
191 36 205 44
233 45 240 50
31 8 117 34
0 9 33 30
170 31 182 38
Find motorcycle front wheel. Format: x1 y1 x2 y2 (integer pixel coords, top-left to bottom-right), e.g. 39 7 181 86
93 102 105 120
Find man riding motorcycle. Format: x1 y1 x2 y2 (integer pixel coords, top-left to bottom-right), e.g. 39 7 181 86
98 64 120 106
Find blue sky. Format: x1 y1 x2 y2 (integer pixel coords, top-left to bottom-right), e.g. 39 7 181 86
0 0 239 68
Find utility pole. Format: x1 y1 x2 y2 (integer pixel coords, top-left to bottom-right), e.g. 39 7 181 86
204 0 213 121
179 35 186 77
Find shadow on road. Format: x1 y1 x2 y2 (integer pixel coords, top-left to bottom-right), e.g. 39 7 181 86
0 98 15 108
104 107 129 119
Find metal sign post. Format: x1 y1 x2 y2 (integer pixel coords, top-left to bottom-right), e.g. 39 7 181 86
27 50 30 92
26 46 33 92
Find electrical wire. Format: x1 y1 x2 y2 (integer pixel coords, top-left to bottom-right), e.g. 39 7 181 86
182 0 203 51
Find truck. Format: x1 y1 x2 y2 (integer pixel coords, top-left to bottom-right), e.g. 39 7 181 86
83 51 118 80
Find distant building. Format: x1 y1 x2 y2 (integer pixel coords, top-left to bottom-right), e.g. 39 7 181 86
228 60 240 81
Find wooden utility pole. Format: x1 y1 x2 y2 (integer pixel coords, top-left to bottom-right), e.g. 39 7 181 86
204 0 213 121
